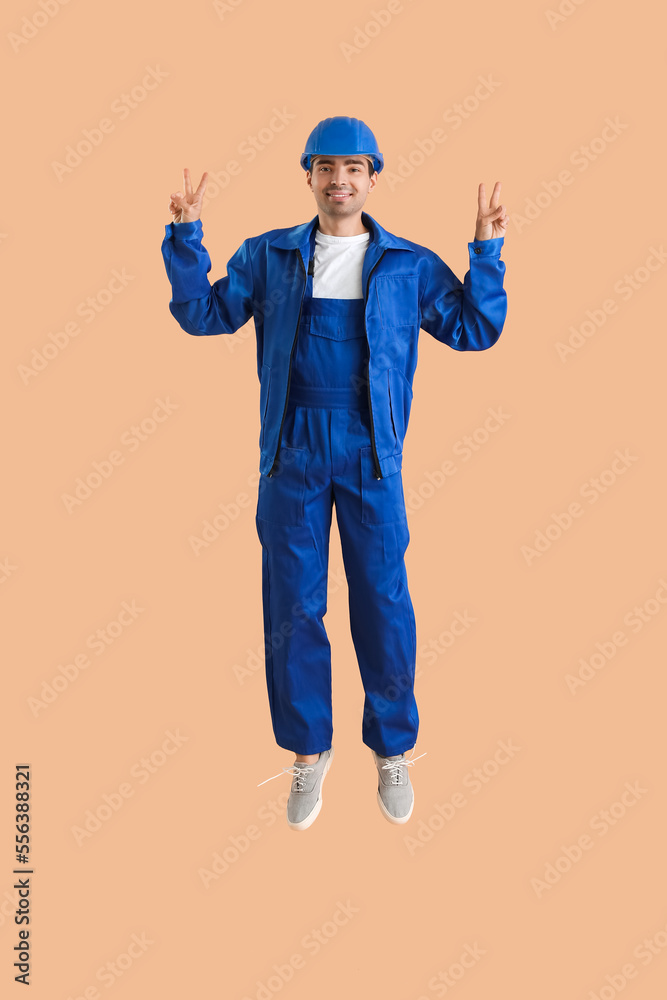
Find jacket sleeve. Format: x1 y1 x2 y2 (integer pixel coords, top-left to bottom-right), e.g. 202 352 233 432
420 236 507 351
161 219 255 336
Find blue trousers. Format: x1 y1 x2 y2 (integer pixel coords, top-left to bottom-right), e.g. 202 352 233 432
254 294 419 757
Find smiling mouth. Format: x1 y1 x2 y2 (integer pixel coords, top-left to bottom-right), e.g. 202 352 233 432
327 192 352 199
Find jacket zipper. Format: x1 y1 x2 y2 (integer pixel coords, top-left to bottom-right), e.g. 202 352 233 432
267 251 307 477
364 249 387 479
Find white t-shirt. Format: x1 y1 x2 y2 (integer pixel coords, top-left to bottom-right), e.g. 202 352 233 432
172 221 371 299
312 229 370 299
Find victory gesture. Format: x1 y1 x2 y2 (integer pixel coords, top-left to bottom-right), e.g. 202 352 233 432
168 167 209 223
474 181 508 240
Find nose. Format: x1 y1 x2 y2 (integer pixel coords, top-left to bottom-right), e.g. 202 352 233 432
330 164 352 187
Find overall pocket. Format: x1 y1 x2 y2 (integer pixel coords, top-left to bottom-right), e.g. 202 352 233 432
306 315 365 341
259 364 271 449
256 447 308 526
360 446 407 525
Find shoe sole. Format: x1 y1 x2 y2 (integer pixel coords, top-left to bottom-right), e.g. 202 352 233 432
287 748 334 831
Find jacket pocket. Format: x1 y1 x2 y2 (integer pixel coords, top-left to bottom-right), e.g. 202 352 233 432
259 364 271 449
360 446 406 525
256 446 308 527
375 274 420 329
387 367 414 446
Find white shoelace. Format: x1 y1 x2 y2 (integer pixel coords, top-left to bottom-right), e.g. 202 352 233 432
379 749 427 784
256 748 428 788
257 762 315 789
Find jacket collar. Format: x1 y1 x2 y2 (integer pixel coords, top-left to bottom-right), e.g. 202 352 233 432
268 211 415 253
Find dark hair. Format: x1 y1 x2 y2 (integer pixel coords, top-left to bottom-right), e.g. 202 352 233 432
310 156 375 179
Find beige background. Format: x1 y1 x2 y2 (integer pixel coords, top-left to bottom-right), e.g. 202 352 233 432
3 0 667 996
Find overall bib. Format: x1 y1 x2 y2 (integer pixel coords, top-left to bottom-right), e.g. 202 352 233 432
255 226 419 757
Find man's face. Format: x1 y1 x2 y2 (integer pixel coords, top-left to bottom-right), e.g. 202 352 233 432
306 154 377 218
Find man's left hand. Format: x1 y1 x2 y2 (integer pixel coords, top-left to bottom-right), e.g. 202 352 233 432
475 181 508 240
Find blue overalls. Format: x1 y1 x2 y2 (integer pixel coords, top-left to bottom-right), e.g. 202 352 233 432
255 226 419 758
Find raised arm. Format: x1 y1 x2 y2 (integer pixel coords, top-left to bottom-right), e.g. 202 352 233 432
420 180 508 351
161 168 255 336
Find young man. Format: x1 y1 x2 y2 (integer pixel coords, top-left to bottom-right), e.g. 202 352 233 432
162 116 508 831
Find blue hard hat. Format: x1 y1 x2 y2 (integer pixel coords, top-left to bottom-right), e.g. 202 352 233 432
300 116 383 174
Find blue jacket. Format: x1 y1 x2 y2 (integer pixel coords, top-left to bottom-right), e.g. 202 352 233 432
161 211 507 479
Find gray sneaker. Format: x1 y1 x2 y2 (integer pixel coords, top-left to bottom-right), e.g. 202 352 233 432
371 747 427 824
257 748 334 831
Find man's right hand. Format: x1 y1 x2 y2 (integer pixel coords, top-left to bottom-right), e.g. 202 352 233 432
168 168 208 223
